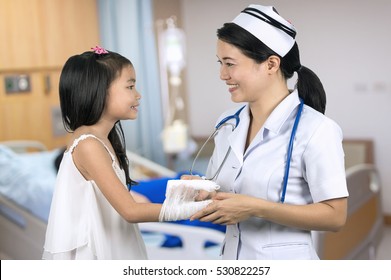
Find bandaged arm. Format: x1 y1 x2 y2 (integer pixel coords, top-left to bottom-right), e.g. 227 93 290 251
159 179 220 222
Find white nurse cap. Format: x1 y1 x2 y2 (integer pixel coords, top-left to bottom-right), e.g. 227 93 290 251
232 4 296 57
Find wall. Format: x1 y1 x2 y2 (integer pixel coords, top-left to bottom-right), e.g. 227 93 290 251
0 0 100 149
180 0 391 215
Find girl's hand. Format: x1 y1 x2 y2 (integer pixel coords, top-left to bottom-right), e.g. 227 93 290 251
190 192 255 225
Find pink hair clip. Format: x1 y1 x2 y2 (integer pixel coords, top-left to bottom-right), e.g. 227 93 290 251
91 45 109 54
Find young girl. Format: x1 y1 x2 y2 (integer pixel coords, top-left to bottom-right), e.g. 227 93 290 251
43 46 163 260
187 5 349 260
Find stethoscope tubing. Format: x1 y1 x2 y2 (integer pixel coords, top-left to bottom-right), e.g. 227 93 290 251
190 99 304 203
280 98 304 203
215 105 246 130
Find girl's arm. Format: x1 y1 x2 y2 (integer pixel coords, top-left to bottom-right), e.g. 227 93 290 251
73 137 162 223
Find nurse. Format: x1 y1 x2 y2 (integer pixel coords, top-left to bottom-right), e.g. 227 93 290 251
188 4 349 259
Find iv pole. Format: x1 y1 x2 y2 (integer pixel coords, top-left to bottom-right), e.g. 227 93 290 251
157 16 188 169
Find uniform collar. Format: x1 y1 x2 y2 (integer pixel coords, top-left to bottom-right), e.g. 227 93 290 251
227 90 301 163
228 104 250 164
264 90 301 135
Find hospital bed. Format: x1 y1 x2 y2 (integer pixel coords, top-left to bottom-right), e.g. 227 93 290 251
311 139 383 259
313 163 383 259
0 139 384 260
0 140 224 260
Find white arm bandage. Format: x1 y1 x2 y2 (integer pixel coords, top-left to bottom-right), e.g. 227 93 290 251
159 179 220 222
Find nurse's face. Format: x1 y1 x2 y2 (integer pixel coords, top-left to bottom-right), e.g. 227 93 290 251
216 39 269 103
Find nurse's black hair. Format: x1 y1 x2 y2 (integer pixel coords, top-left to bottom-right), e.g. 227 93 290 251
217 23 326 114
59 50 137 187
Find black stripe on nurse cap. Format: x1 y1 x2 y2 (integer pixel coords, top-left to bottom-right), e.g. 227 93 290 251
232 5 297 57
242 7 296 38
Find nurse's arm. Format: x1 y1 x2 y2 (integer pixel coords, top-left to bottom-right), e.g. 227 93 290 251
191 193 347 232
257 196 347 232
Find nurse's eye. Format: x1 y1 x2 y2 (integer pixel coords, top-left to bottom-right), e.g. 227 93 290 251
217 60 222 65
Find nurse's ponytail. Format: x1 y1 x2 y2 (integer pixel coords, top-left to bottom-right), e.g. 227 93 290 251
295 66 326 114
281 42 326 114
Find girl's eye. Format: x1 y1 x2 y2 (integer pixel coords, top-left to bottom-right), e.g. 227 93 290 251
128 85 134 90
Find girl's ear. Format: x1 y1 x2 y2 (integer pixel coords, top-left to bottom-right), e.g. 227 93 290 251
267 55 281 73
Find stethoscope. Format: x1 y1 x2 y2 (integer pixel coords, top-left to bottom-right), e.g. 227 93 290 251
190 98 304 203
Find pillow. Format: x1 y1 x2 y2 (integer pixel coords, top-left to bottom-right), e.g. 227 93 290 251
0 145 62 221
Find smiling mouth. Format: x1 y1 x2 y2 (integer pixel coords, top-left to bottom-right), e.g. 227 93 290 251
228 84 238 91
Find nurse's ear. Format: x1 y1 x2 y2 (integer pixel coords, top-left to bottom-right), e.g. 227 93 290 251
266 55 281 74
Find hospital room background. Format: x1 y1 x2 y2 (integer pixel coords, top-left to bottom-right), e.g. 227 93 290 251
0 0 390 260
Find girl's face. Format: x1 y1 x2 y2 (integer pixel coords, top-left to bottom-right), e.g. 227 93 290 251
104 65 141 121
216 39 269 103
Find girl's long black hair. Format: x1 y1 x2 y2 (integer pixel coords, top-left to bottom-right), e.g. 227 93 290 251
217 23 326 114
59 50 137 188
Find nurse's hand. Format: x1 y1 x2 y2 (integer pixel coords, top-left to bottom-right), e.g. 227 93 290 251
195 190 217 201
190 192 253 225
181 175 216 201
180 174 202 180
180 175 217 200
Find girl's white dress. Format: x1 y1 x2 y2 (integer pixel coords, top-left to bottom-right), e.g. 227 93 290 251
42 134 147 260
